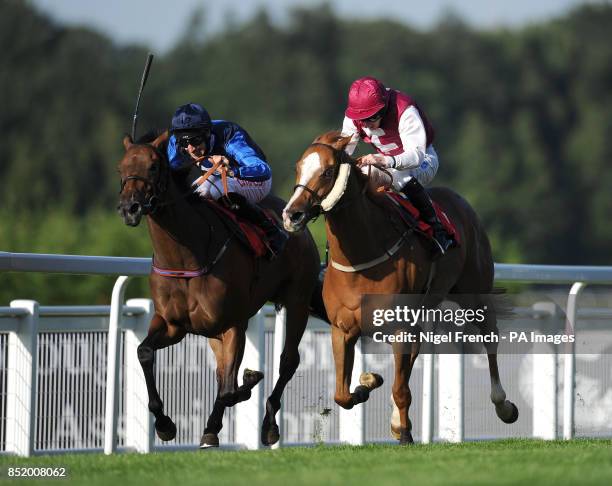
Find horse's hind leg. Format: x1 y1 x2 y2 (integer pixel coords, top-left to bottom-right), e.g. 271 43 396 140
390 341 420 445
332 325 384 411
479 298 519 423
452 294 519 424
261 302 308 446
137 314 186 441
486 347 519 423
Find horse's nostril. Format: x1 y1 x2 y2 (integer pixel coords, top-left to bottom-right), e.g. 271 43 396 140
290 211 304 223
128 202 141 215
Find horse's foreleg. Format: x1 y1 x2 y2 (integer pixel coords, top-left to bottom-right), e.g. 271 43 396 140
137 314 186 441
200 334 263 448
200 337 225 448
332 325 383 410
261 303 309 446
217 324 250 407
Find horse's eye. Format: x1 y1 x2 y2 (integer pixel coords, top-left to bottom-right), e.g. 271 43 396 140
322 167 334 179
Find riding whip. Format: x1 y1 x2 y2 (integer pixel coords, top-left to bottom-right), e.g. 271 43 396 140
131 53 154 140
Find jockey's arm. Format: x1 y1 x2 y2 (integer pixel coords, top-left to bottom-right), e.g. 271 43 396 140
224 130 271 181
385 106 427 170
340 117 360 156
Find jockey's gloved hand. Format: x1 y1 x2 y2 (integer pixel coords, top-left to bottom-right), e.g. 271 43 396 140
194 155 235 177
357 153 389 169
207 155 231 168
209 155 235 177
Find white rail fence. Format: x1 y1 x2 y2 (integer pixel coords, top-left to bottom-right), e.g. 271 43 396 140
1 252 612 456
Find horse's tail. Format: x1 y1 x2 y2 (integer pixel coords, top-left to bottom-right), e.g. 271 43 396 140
308 265 329 323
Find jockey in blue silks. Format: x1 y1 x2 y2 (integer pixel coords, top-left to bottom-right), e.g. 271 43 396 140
167 103 288 258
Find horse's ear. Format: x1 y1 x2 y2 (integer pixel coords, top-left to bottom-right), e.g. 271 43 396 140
331 135 353 152
313 131 352 151
123 135 133 151
151 130 169 148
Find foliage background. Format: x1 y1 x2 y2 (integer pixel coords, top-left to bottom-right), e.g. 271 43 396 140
1 0 611 304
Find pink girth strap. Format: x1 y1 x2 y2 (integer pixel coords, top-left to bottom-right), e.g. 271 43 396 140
151 263 208 278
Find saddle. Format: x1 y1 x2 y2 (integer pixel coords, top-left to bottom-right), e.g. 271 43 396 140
206 199 275 258
382 191 460 246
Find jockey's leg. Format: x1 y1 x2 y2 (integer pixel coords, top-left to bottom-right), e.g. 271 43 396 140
227 192 289 259
401 177 453 258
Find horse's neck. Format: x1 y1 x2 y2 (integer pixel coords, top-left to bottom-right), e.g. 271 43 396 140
326 171 399 265
146 184 218 269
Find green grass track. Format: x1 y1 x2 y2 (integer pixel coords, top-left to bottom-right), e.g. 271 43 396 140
1 439 611 486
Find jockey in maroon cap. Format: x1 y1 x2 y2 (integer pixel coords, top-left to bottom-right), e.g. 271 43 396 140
341 76 453 258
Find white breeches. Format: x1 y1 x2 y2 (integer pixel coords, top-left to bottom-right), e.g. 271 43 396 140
193 174 272 203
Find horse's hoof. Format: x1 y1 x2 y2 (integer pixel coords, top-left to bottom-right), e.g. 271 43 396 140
200 433 220 448
399 429 414 445
391 409 411 441
499 401 519 424
261 423 280 446
359 372 384 390
243 369 264 388
155 415 177 441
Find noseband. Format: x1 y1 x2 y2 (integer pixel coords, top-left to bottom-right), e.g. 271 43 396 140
293 181 325 207
119 145 168 215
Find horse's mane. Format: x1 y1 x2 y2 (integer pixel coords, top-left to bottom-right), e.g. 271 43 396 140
314 130 397 202
133 130 170 168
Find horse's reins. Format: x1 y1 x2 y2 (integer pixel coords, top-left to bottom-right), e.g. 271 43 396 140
193 157 232 203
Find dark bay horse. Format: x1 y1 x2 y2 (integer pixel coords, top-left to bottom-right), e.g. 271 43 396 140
282 131 518 444
117 130 324 447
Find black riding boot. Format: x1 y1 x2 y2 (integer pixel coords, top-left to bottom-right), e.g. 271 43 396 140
226 193 288 259
401 178 453 259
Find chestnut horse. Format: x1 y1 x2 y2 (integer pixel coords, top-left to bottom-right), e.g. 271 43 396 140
117 131 324 447
282 132 518 444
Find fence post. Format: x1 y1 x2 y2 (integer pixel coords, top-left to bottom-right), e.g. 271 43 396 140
532 351 558 439
123 298 154 453
104 276 131 455
6 300 39 457
421 352 435 443
563 282 585 440
235 308 266 449
438 353 464 442
531 302 559 440
339 339 365 445
271 307 286 449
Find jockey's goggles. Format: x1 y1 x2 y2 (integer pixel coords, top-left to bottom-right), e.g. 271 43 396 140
362 107 386 123
177 132 208 148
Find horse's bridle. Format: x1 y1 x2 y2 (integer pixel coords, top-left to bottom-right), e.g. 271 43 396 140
292 143 356 219
119 144 169 215
293 181 325 208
